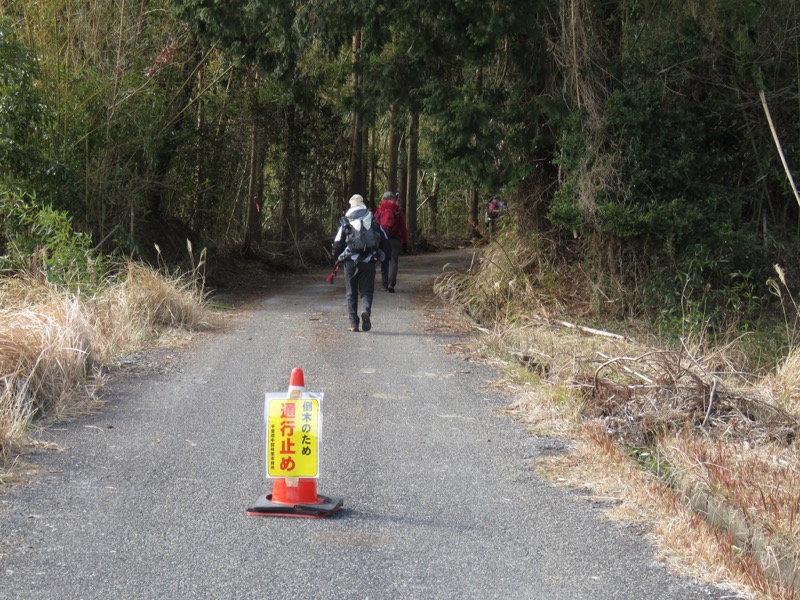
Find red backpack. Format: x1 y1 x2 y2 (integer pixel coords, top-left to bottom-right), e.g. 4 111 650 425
487 198 504 218
376 199 402 237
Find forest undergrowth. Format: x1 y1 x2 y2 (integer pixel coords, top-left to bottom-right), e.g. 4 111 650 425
435 234 800 600
0 248 214 487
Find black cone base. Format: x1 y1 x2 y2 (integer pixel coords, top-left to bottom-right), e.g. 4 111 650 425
246 494 344 518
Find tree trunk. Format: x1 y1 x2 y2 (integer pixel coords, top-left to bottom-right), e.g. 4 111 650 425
349 114 362 198
278 104 299 242
469 187 482 238
242 70 264 255
242 119 263 254
190 47 206 234
387 104 399 192
430 173 439 234
369 125 377 206
361 123 369 200
348 31 363 197
398 132 407 213
406 112 419 242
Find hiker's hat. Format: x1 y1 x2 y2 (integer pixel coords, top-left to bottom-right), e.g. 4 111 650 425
349 194 366 208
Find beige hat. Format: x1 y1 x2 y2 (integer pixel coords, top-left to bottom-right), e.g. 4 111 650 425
349 194 365 208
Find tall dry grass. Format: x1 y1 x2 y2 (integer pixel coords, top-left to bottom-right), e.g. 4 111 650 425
437 244 800 600
0 258 213 463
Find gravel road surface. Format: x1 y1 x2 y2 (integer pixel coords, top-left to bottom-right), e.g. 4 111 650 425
1 249 735 599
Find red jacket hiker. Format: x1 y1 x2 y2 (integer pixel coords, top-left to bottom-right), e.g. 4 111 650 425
374 191 409 292
374 195 409 245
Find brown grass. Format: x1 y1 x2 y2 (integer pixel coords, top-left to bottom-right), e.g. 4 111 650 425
0 259 214 467
436 243 800 600
772 348 800 412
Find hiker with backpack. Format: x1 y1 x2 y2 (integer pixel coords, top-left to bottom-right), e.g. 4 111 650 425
485 196 507 236
374 191 409 293
331 194 389 332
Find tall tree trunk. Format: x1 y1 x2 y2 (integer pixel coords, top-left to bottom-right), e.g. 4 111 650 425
429 173 439 234
278 104 299 242
191 47 205 234
242 120 263 254
398 132 407 213
469 187 481 238
406 112 419 242
242 71 264 255
361 123 369 200
369 125 377 206
468 65 483 239
349 112 362 196
387 104 400 192
348 31 363 197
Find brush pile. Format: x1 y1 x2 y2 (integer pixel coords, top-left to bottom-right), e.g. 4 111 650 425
576 347 800 448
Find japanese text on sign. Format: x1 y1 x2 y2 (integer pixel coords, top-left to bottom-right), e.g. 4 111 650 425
265 394 322 478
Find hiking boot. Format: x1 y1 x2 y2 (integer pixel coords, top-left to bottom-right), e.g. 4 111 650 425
360 311 371 332
380 285 389 292
349 318 359 332
387 286 395 293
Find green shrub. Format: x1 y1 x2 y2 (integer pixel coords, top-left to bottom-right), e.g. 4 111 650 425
0 188 105 288
0 17 45 180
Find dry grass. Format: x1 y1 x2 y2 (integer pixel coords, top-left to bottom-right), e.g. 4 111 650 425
120 261 211 331
771 348 800 411
664 436 800 589
434 234 560 325
0 294 100 458
0 257 214 468
436 244 800 600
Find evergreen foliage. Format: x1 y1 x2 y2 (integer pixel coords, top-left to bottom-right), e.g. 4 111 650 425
0 0 798 323
0 189 104 287
0 18 45 183
548 1 799 322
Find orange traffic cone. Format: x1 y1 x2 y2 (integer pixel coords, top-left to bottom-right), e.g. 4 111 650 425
247 368 343 518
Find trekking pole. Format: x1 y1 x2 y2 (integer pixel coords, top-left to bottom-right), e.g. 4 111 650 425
326 262 341 284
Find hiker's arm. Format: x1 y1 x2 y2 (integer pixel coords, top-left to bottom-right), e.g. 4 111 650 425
332 240 346 262
332 226 346 262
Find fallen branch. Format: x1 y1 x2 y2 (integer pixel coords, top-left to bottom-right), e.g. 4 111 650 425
530 315 633 341
702 379 717 428
595 351 654 384
553 318 629 340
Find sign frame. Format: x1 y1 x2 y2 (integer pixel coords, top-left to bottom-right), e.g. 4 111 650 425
264 391 324 479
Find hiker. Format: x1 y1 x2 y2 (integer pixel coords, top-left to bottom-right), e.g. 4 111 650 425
374 191 409 293
331 194 389 332
485 196 507 236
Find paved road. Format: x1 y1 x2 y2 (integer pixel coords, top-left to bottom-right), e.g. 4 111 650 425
1 249 732 599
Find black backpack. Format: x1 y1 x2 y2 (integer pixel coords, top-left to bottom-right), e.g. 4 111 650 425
345 211 381 253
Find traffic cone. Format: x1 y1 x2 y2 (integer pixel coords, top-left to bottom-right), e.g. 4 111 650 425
247 368 343 518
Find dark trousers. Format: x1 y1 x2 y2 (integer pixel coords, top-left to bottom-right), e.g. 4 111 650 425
380 238 402 289
344 259 376 324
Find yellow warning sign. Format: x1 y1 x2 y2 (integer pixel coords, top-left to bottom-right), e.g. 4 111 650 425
265 395 321 478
